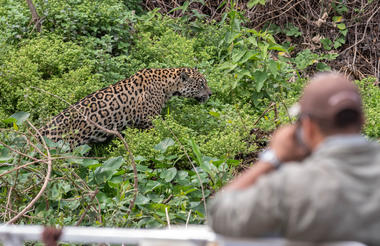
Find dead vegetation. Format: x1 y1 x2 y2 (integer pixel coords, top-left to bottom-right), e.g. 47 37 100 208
143 0 380 80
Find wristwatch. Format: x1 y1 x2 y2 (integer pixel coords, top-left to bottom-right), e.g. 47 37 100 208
258 148 282 169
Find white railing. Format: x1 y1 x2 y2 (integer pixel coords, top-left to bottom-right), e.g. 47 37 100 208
0 224 367 246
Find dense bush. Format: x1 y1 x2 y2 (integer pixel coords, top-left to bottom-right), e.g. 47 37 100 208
0 36 103 121
121 13 222 74
110 105 256 167
215 9 339 108
357 78 380 139
0 0 32 44
35 0 141 54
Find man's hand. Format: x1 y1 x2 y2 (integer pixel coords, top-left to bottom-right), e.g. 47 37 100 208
270 124 311 163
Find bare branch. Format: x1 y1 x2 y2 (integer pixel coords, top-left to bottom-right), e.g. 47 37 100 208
341 6 380 54
25 0 42 32
0 139 40 162
0 159 45 178
6 121 52 224
75 189 99 226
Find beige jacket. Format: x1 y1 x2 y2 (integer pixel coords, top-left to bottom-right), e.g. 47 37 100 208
209 135 380 245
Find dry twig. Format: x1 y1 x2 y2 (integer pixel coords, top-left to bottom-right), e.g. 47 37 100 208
75 189 99 226
6 121 52 224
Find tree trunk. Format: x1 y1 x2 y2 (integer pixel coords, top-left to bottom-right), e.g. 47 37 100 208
25 0 42 32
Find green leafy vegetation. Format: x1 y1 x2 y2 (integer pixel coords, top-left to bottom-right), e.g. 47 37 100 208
0 0 378 228
356 77 380 138
0 36 102 121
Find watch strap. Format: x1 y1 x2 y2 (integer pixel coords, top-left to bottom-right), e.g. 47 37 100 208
258 148 282 169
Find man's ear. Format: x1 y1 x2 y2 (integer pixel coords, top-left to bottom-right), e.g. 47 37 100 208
302 117 324 150
180 71 189 82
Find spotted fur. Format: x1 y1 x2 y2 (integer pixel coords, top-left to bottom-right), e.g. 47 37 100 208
40 68 211 146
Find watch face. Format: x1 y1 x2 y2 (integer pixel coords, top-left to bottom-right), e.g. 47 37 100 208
260 149 281 168
265 150 275 162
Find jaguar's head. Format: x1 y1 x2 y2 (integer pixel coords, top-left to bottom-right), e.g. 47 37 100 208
175 68 212 103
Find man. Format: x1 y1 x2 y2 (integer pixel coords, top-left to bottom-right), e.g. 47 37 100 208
209 72 380 245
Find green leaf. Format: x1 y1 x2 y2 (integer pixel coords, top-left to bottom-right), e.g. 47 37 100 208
165 154 177 161
94 168 113 184
218 62 238 72
61 200 80 210
152 213 165 224
227 159 241 166
3 112 30 126
190 139 214 175
134 155 147 163
136 164 151 172
268 60 279 76
189 139 204 167
2 118 16 125
94 157 124 184
253 70 268 92
283 24 302 37
223 31 238 46
183 187 197 195
0 147 12 162
190 201 201 208
144 180 162 193
78 159 99 168
74 144 91 156
95 192 109 204
149 193 164 203
332 16 343 23
160 167 177 182
268 45 287 52
247 36 257 46
258 42 269 59
135 194 150 205
232 16 241 32
316 62 331 71
236 70 251 81
336 23 346 30
231 49 246 63
103 156 124 170
321 38 333 50
239 50 259 64
200 159 213 176
154 138 175 153
209 110 220 118
108 176 123 187
177 170 188 181
334 41 343 49
247 0 266 8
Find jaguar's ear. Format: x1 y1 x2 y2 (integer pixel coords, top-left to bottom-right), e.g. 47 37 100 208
180 71 190 82
194 66 198 70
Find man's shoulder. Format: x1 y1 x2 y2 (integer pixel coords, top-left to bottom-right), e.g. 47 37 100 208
264 160 339 195
273 160 326 180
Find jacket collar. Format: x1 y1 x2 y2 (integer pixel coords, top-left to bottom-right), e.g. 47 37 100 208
314 134 368 155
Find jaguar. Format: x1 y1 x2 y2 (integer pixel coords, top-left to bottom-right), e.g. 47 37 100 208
40 67 212 147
